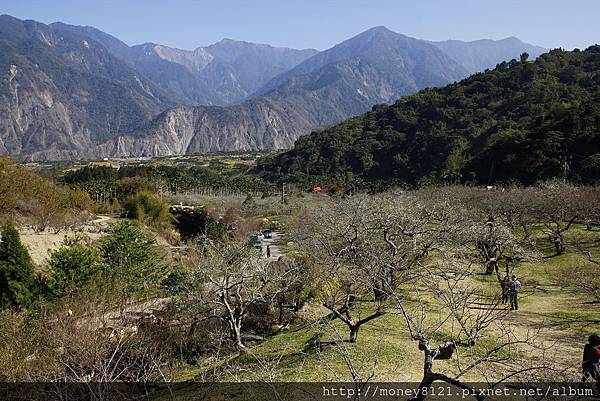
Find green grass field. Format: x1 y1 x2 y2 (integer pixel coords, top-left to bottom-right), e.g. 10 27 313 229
178 224 600 383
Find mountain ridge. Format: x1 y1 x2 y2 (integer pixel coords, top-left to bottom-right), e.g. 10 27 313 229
429 36 547 73
0 14 176 159
0 15 552 161
50 21 319 105
90 26 472 159
255 26 545 96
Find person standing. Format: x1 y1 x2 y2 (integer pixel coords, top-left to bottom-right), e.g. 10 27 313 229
508 275 522 310
266 245 271 258
582 334 600 391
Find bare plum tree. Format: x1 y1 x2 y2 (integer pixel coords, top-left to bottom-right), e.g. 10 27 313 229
195 238 301 353
298 192 436 343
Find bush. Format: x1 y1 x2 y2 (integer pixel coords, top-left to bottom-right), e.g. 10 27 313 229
0 158 92 231
0 223 37 309
160 265 201 296
124 190 176 231
99 221 167 297
47 237 102 300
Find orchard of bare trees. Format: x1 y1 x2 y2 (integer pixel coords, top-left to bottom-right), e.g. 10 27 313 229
284 182 599 396
1 179 599 399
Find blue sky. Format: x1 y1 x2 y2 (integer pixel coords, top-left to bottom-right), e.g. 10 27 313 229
2 0 599 50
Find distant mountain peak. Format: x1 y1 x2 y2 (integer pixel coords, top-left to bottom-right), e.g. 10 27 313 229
352 25 403 41
429 36 547 74
213 37 246 45
0 14 551 161
365 25 394 34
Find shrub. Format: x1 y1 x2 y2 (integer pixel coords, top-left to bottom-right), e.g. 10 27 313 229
124 190 176 230
0 223 37 308
0 158 92 231
99 221 167 297
47 238 103 300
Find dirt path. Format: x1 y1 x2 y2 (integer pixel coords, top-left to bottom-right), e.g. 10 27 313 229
262 231 283 260
19 215 113 266
91 215 111 224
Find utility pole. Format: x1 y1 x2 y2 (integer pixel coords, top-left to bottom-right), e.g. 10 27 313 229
562 149 571 183
281 182 286 204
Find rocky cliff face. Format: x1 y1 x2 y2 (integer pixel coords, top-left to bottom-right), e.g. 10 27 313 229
0 15 174 160
94 97 317 158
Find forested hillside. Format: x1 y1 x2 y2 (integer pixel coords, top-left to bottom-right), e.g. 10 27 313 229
260 47 600 187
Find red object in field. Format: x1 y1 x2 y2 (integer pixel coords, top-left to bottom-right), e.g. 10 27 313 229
312 186 322 193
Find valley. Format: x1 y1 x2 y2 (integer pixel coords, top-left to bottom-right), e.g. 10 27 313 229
1 3 600 400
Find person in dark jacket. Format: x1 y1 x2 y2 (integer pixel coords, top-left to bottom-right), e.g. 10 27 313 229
582 334 600 386
266 245 271 258
508 275 522 310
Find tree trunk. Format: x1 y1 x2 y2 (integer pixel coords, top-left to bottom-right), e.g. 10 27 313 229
484 258 497 275
232 322 247 353
278 296 285 324
226 313 247 353
412 338 485 401
412 343 436 401
349 326 359 343
554 235 565 255
373 286 387 301
412 373 434 401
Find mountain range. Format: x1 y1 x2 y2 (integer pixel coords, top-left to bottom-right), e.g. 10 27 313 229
0 15 546 160
51 22 319 106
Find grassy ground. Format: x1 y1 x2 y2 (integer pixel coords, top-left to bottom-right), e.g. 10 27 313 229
179 224 600 383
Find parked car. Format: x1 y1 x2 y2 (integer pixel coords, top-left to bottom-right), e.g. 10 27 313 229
262 229 273 239
254 237 263 248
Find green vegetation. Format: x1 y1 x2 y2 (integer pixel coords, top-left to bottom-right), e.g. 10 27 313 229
0 177 598 392
63 161 275 204
46 238 102 300
99 221 168 296
260 47 600 188
0 223 36 308
1 152 599 395
124 190 176 231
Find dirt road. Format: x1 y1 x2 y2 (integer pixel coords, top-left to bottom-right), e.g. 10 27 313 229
262 231 283 260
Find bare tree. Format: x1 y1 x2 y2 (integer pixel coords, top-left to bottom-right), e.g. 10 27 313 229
554 260 600 303
531 181 582 256
463 218 537 280
500 187 538 240
385 241 554 400
195 239 301 353
579 186 600 231
297 192 436 343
